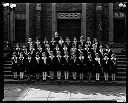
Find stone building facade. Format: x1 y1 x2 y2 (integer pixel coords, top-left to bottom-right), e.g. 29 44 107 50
3 3 126 44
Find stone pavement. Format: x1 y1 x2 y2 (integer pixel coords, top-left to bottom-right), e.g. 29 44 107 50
3 84 126 102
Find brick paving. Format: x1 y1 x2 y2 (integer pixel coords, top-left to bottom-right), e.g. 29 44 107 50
3 84 126 102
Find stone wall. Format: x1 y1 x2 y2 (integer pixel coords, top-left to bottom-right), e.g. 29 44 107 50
86 3 96 39
29 3 36 40
56 3 82 12
41 3 52 41
102 3 109 42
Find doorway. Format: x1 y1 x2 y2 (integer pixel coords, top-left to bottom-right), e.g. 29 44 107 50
15 20 26 43
57 19 81 41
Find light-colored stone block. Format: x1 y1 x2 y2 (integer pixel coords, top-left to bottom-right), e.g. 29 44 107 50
3 97 23 101
70 93 94 99
48 97 70 101
22 97 47 101
24 89 50 98
49 92 70 98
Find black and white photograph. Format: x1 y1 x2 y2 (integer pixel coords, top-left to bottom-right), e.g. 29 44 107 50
2 2 127 102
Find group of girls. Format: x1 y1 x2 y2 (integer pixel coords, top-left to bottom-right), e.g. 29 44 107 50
11 32 117 83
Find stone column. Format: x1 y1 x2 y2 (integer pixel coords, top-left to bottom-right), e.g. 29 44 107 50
96 3 102 41
36 3 41 39
81 3 86 41
52 3 57 37
10 9 14 44
109 3 114 44
26 3 29 42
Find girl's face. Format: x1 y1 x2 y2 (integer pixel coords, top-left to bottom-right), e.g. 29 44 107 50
74 37 76 41
87 37 90 41
29 38 32 42
42 54 46 57
28 55 31 58
20 54 23 57
96 55 99 58
104 56 108 59
52 38 54 41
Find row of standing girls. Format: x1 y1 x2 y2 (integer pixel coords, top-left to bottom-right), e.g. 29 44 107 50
11 32 117 83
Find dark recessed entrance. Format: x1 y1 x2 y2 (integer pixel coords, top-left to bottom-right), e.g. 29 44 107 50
15 20 26 43
57 19 81 41
114 19 125 43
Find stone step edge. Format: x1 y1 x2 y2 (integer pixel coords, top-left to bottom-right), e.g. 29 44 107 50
4 79 126 86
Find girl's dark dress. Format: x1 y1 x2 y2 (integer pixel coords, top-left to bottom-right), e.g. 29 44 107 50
11 57 19 72
110 58 117 74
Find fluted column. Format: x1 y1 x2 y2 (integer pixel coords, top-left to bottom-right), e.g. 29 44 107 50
52 3 57 37
96 3 102 41
109 3 114 43
81 3 86 41
36 3 41 39
26 3 29 42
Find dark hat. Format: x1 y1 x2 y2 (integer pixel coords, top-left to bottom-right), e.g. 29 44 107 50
88 52 91 54
57 51 61 54
36 52 40 55
111 54 116 57
79 52 83 55
95 53 99 56
20 52 23 54
104 53 108 56
28 52 31 55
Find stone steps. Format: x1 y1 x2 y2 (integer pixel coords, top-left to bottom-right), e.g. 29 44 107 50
4 74 126 81
4 79 126 86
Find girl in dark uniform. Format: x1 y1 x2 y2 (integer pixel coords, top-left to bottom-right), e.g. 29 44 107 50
53 44 60 56
70 53 77 80
102 53 111 81
83 44 89 60
43 37 49 48
93 38 100 50
19 52 26 79
70 44 77 56
41 52 47 81
21 45 28 59
27 38 33 51
50 37 56 51
35 52 40 80
63 52 70 81
58 36 64 52
72 37 78 49
56 51 63 82
105 45 113 59
65 37 71 55
26 52 32 80
48 51 55 80
78 52 85 80
98 45 104 60
35 38 41 50
54 32 60 43
45 44 51 57
62 44 68 57
78 36 85 49
11 52 19 79
86 52 94 81
110 54 117 83
15 43 21 57
94 53 102 81
37 44 43 57
77 45 84 57
90 43 98 61
86 37 92 49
